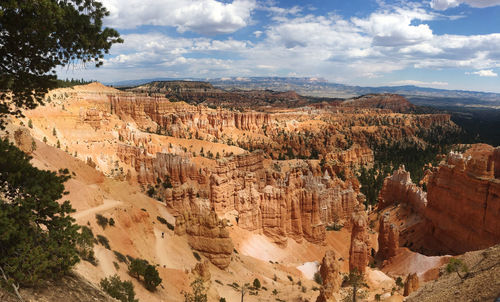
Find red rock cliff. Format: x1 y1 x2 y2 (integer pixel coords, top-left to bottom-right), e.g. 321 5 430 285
425 144 500 254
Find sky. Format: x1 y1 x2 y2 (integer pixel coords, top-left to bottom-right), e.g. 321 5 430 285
59 0 500 93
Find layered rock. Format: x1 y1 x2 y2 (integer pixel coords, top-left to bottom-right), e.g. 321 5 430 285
109 94 270 137
174 210 233 269
377 212 399 261
117 144 204 186
424 144 500 254
324 144 374 175
403 273 419 296
378 166 427 214
349 206 370 273
316 250 342 302
210 154 365 245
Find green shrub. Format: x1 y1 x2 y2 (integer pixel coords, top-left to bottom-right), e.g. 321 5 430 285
146 186 155 197
109 218 115 227
114 251 128 263
314 272 323 285
395 276 404 288
97 235 110 249
193 251 201 261
96 214 109 229
253 278 261 289
157 216 168 224
100 274 138 302
184 277 207 302
446 258 469 279
77 226 96 264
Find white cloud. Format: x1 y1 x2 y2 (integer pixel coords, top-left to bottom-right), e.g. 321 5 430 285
62 1 500 92
430 0 500 10
102 0 256 35
389 80 449 87
352 7 435 46
467 69 498 77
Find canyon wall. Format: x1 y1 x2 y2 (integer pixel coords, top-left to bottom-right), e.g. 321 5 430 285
425 144 500 254
378 144 500 255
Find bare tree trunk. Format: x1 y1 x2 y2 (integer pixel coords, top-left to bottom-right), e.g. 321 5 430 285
0 266 25 302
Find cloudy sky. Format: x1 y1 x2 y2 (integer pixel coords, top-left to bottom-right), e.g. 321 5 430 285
61 0 500 92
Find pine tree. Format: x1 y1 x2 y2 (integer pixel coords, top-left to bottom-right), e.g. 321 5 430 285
144 265 162 291
0 139 80 286
0 1 122 127
100 274 138 302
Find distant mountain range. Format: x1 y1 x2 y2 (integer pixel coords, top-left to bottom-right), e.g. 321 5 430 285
107 76 500 108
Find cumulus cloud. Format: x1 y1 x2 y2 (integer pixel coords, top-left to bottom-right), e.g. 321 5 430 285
352 7 435 46
467 69 498 77
63 1 500 91
430 0 500 10
101 0 256 35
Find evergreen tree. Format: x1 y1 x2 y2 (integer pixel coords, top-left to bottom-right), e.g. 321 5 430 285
0 139 80 286
144 265 162 291
0 0 122 126
128 258 149 280
184 277 208 302
100 274 138 302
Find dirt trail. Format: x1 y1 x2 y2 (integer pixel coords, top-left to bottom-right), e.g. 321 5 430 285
72 199 122 219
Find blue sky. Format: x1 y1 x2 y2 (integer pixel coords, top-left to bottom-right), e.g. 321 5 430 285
60 0 500 93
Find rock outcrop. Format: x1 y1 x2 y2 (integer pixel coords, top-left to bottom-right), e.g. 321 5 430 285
349 206 370 273
192 261 211 282
316 250 342 302
174 210 233 269
378 166 427 214
403 273 419 296
377 212 399 261
424 144 500 254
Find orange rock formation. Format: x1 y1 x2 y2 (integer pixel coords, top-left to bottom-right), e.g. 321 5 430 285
316 250 342 302
403 273 419 296
174 210 233 269
349 206 370 273
425 144 500 254
378 166 427 214
377 212 399 261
